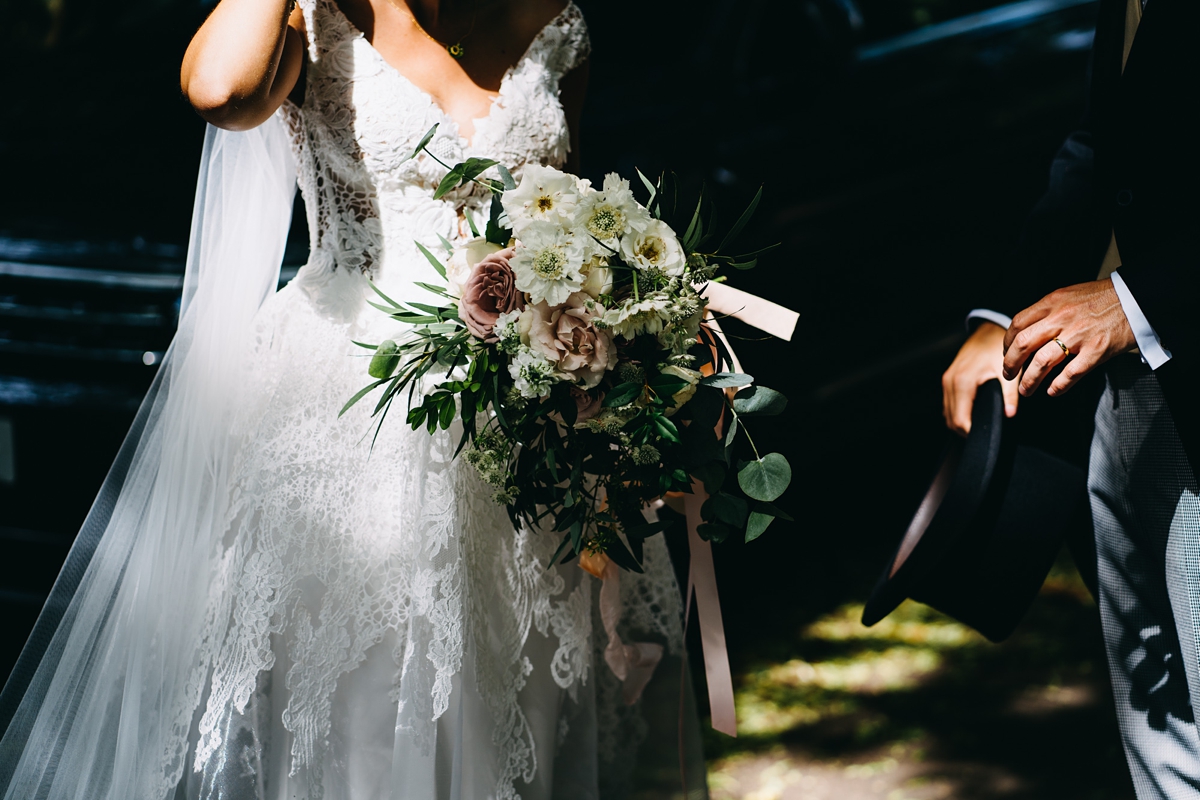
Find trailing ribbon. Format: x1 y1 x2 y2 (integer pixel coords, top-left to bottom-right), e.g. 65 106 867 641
683 479 738 736
598 558 665 705
702 281 800 343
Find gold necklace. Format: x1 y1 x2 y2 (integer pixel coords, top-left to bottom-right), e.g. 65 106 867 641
383 0 475 59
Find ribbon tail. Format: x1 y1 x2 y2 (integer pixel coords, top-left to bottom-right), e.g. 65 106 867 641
702 281 799 342
599 560 664 705
684 480 737 736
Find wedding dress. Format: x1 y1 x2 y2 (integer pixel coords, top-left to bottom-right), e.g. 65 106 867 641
0 2 707 798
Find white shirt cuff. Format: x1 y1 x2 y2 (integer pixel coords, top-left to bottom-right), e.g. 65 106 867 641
966 308 1013 332
1111 271 1172 370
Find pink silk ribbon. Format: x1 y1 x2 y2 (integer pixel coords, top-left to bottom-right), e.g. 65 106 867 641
599 558 665 705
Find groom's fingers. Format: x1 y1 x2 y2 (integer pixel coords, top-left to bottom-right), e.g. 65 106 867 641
1001 375 1020 418
1019 338 1069 396
1047 341 1102 397
1003 318 1058 381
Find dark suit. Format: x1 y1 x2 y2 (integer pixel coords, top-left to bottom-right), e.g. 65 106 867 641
988 0 1200 469
995 3 1200 793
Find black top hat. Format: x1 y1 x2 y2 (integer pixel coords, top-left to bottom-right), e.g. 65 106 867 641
861 379 1089 642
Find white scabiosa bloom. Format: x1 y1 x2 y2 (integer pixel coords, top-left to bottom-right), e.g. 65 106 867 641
620 218 687 277
509 346 559 398
574 173 650 251
511 221 585 306
601 294 674 339
502 164 580 232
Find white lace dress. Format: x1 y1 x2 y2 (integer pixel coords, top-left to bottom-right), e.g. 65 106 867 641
169 3 706 799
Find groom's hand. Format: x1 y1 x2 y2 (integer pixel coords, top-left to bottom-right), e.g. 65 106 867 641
942 322 1020 436
1002 279 1137 398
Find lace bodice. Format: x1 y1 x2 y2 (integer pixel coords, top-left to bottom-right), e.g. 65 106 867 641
280 0 590 320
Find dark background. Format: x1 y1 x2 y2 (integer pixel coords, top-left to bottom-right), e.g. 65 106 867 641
0 0 1132 795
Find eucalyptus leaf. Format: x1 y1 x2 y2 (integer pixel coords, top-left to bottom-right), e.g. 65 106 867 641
732 386 788 417
745 511 774 543
703 492 748 528
737 453 792 502
699 372 754 389
368 339 401 379
690 461 726 495
496 164 517 191
753 501 794 522
697 522 732 543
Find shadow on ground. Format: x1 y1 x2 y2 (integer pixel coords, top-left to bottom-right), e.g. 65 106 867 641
701 556 1131 799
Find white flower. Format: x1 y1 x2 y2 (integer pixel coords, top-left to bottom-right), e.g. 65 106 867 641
502 164 580 232
445 237 503 297
511 221 585 306
494 308 528 354
601 294 674 339
620 219 687 277
579 257 613 299
659 364 702 414
657 292 706 353
509 346 560 399
574 173 650 250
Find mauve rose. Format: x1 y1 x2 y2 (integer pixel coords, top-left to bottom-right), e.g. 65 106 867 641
461 248 523 341
571 386 604 422
529 293 618 388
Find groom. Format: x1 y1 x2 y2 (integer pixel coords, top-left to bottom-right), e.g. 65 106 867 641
941 0 1200 795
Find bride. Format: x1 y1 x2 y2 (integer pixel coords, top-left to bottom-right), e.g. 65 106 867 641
0 1 706 797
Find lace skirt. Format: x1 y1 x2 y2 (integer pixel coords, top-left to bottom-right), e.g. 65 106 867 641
172 271 707 800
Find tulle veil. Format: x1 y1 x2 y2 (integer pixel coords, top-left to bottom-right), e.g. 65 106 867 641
0 117 296 799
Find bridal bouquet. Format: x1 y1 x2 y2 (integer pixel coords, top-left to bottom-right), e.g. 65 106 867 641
344 125 793 572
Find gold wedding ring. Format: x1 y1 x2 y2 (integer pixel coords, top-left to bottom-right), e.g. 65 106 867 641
1053 338 1069 355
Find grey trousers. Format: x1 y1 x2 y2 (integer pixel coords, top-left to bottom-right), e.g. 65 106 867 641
1092 355 1200 798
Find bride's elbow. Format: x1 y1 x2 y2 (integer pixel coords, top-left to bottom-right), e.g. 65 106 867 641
182 76 268 132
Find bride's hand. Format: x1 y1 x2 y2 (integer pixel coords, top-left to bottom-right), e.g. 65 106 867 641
942 322 1020 436
181 0 306 131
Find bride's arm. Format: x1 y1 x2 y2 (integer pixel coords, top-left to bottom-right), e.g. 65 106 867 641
181 0 307 131
560 59 589 175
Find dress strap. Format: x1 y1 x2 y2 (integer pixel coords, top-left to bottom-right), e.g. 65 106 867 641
297 0 359 63
534 2 592 78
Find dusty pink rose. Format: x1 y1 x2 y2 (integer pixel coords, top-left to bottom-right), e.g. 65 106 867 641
529 293 618 388
571 386 604 422
461 248 522 341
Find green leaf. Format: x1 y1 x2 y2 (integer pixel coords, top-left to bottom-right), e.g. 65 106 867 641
730 258 758 271
433 167 465 200
718 185 762 253
737 453 792 502
690 461 726 494
703 492 748 528
653 415 681 443
745 511 774 543
465 210 480 238
415 242 449 279
368 281 404 309
495 164 517 191
486 193 511 246
753 501 794 522
339 377 391 417
604 535 645 574
603 382 643 408
699 372 754 389
732 386 788 417
682 190 704 251
461 157 499 182
436 234 455 255
368 339 401 379
696 521 732 543
407 123 439 161
636 168 657 205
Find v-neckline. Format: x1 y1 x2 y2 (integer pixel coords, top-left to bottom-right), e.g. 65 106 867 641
326 0 571 149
